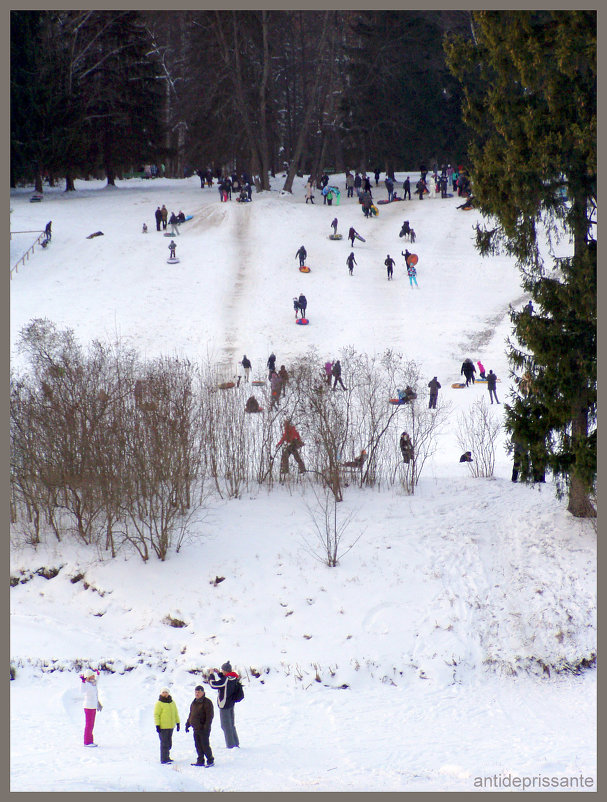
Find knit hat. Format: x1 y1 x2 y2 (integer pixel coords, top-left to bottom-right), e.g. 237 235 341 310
160 687 170 694
195 685 204 692
221 661 232 673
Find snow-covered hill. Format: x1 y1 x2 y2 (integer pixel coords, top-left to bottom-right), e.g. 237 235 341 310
10 175 596 792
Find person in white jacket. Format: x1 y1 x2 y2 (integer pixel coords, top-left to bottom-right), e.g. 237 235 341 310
81 668 102 747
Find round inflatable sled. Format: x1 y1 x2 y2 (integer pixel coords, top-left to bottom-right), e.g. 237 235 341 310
296 318 309 326
299 266 311 273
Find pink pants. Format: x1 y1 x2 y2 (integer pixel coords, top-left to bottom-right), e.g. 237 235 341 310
84 708 96 744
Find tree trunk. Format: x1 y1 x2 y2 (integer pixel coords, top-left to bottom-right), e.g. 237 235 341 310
257 11 272 190
282 12 330 193
567 404 595 517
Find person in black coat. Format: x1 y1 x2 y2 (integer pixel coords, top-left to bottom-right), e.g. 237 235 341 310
384 255 395 280
346 252 357 275
332 359 347 390
295 246 307 267
400 431 413 463
428 377 441 408
155 206 162 231
297 293 307 319
240 355 251 382
267 352 277 379
186 686 214 767
487 369 500 404
403 177 411 200
461 358 476 386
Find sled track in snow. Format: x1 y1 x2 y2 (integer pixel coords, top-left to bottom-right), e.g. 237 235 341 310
218 204 252 374
458 293 528 355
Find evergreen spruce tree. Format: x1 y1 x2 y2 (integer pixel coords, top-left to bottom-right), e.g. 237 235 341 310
446 11 596 517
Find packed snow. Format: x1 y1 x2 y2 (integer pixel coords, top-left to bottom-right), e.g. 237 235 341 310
10 174 596 792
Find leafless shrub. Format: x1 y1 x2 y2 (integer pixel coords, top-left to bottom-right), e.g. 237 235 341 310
301 484 363 567
456 397 502 478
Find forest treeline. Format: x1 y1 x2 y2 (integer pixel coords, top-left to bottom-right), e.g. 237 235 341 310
10 10 472 191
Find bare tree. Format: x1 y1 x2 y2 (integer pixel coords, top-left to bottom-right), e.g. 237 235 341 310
456 397 502 478
301 483 362 567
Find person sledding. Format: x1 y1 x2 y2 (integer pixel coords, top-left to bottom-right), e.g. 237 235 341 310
245 395 261 413
295 245 307 267
331 217 338 236
341 449 367 469
457 195 475 210
177 210 186 223
277 418 306 474
168 240 177 259
396 385 417 404
297 293 307 320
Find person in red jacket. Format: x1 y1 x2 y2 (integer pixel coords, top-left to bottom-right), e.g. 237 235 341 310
278 419 306 474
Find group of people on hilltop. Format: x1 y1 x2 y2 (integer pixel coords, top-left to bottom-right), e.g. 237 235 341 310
217 174 253 203
79 663 243 766
304 165 469 206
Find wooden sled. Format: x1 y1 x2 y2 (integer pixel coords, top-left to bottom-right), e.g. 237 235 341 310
451 382 467 389
218 381 236 389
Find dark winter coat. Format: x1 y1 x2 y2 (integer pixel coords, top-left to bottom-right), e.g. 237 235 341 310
186 696 214 733
428 378 441 395
267 354 276 371
461 360 476 378
331 360 342 378
241 356 251 370
487 371 498 390
209 671 240 710
298 294 307 312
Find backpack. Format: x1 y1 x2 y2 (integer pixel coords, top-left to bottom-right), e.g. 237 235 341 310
230 680 244 704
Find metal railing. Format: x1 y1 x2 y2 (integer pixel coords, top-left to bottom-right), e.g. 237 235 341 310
10 231 47 279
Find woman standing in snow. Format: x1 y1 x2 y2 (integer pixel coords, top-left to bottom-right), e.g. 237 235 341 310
81 668 102 747
154 687 181 764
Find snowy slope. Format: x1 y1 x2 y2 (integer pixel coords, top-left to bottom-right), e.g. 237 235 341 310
9 175 596 792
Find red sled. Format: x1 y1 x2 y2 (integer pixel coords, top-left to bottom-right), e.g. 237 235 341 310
296 318 309 325
406 253 419 266
299 266 311 273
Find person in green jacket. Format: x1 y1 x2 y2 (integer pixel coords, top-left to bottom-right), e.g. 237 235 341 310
154 687 180 764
